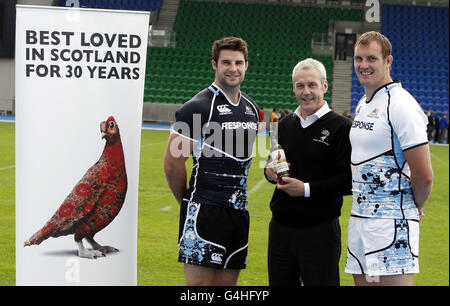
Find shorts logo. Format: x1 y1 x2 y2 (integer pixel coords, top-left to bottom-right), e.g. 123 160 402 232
211 252 223 264
217 104 232 115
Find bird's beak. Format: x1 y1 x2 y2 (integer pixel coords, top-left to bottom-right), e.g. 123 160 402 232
100 121 107 139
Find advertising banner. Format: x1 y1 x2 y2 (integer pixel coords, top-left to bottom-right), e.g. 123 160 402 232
15 5 149 285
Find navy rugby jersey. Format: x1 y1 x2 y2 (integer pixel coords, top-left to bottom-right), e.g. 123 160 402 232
172 83 260 211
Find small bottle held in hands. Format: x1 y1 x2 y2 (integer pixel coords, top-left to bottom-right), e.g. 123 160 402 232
270 132 291 184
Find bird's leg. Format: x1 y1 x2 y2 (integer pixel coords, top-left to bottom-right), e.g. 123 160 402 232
86 236 119 254
76 239 104 259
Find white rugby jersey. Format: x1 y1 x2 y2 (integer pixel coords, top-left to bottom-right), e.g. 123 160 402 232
350 81 428 220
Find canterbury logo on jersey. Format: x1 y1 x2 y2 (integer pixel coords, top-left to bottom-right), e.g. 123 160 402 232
217 104 232 115
222 121 258 130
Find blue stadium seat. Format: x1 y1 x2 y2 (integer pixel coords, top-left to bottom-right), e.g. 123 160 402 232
371 3 449 115
110 0 120 9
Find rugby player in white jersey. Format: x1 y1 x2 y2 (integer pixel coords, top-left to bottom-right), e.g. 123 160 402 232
345 31 433 286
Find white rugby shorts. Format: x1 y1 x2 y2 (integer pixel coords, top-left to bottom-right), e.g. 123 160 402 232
345 216 419 277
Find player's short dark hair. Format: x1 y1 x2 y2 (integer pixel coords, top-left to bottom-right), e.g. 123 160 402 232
211 37 248 63
355 31 392 59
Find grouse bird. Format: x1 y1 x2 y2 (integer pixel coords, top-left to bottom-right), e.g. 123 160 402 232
24 116 128 259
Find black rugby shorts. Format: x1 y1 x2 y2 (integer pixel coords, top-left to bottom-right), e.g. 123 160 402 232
178 200 249 270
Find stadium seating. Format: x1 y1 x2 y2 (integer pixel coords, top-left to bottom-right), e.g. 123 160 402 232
351 4 449 114
146 0 363 108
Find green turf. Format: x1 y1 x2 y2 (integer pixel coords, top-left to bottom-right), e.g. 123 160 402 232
137 129 449 286
0 123 15 285
0 122 448 286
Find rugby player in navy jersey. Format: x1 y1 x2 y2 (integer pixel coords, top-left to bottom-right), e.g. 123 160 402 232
164 37 259 286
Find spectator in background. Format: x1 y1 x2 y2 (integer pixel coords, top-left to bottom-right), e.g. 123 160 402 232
434 113 441 143
275 109 283 121
343 110 354 121
426 109 435 142
257 107 265 133
259 107 265 122
439 113 448 144
271 108 280 122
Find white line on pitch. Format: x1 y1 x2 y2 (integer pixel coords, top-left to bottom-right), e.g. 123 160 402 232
248 178 266 196
0 165 14 171
431 152 448 166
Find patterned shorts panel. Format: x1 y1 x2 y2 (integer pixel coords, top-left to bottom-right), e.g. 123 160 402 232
178 200 249 269
345 217 419 277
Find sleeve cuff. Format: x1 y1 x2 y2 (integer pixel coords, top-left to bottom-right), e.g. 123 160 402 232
304 182 310 197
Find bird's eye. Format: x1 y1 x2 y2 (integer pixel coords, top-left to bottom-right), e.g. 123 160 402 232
108 121 115 129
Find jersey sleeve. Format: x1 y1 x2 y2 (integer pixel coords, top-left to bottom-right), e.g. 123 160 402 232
171 97 212 142
389 89 428 151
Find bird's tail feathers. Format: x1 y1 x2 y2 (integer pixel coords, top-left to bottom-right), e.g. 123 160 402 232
24 221 55 247
24 231 43 247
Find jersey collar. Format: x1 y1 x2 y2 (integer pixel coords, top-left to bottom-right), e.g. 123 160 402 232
209 83 241 106
365 80 402 103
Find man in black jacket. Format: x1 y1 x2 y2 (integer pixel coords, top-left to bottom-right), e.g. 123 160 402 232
264 58 352 286
425 109 434 141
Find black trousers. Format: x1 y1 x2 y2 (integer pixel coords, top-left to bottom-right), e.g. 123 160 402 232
268 217 341 286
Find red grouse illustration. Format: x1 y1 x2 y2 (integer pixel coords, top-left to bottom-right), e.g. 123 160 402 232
24 116 128 259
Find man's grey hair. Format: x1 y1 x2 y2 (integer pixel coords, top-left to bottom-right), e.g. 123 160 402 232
291 58 327 84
